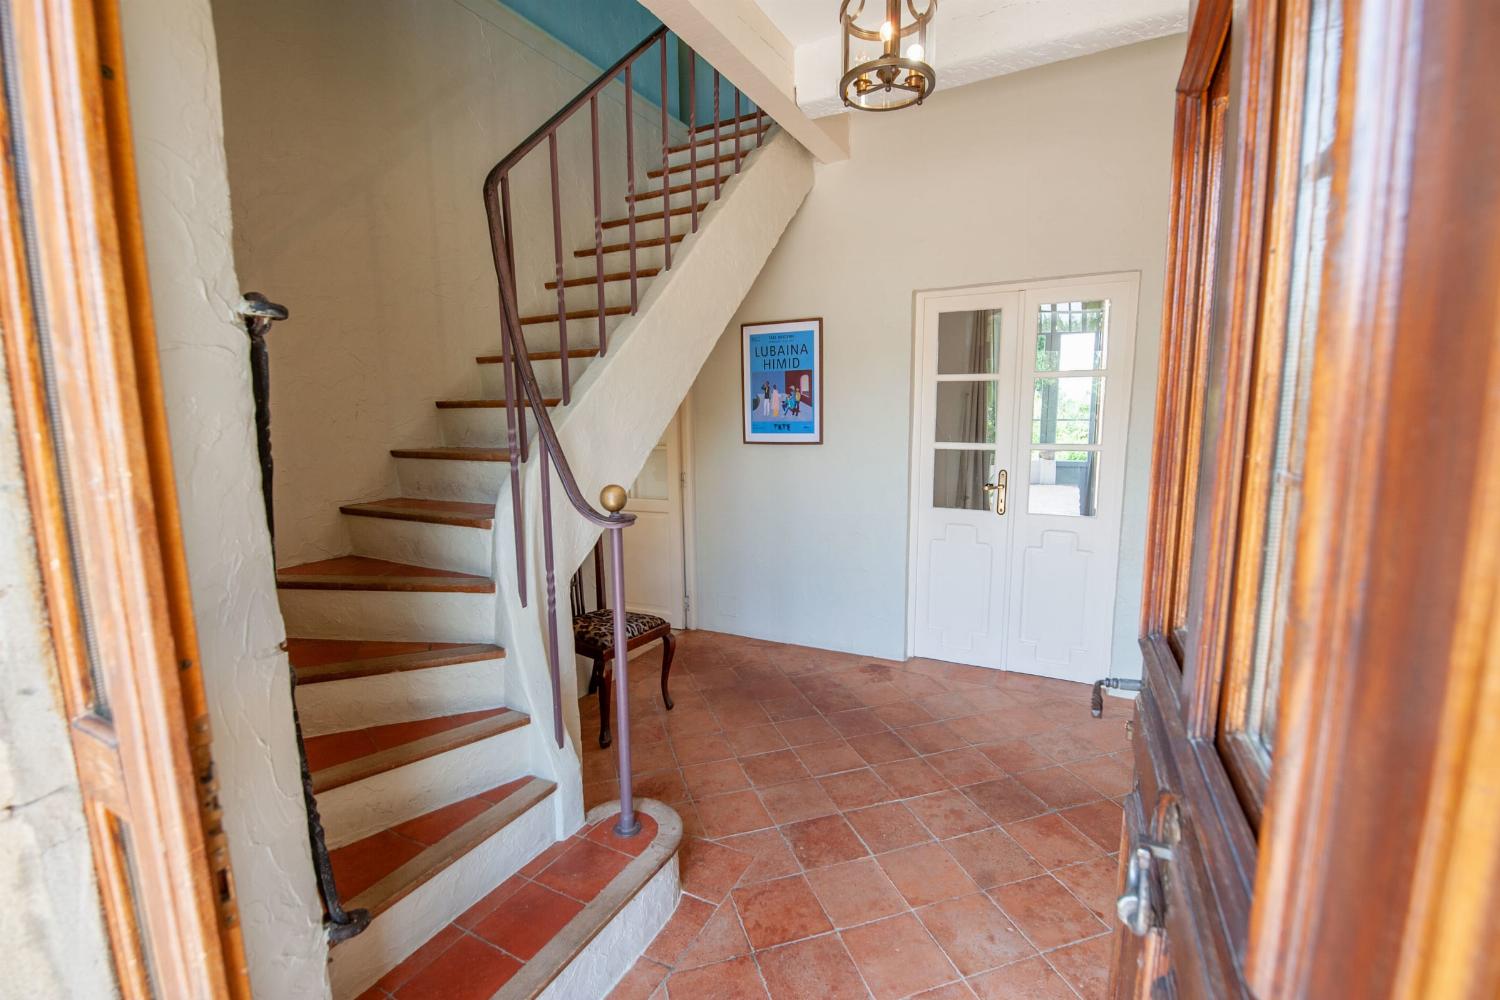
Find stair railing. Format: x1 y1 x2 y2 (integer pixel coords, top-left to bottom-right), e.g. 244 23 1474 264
481 27 765 835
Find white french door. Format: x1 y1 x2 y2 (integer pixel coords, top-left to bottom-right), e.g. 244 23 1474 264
909 275 1139 683
605 411 688 627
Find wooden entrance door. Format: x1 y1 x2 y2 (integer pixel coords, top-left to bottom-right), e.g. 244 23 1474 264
1112 0 1500 997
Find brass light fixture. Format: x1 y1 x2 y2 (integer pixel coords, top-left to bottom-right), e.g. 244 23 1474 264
839 0 937 112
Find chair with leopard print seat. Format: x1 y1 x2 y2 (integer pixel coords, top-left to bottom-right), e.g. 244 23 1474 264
571 539 674 748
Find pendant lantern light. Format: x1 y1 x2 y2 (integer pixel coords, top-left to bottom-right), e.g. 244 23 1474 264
839 0 937 112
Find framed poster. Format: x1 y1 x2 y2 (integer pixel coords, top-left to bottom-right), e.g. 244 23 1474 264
741 318 823 444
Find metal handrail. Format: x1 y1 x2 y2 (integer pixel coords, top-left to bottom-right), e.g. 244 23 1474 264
480 26 764 836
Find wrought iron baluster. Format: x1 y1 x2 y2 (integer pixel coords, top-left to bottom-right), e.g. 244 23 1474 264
625 64 639 313
590 96 606 355
734 88 742 173
688 47 699 232
660 37 672 272
713 70 722 198
548 132 570 404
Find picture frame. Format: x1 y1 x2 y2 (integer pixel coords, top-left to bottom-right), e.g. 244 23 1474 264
741 318 823 444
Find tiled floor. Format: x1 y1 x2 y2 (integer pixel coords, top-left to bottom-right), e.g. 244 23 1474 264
594 631 1130 1000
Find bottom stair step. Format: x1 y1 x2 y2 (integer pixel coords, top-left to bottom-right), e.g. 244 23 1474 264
346 799 682 1000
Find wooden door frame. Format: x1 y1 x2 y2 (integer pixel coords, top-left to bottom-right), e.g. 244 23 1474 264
0 0 248 995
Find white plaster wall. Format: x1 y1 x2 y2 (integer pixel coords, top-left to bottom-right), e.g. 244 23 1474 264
119 0 329 995
0 328 117 1000
211 0 672 568
687 36 1184 679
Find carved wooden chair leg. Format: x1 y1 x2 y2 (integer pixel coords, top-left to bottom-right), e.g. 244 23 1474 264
595 655 612 749
660 632 675 711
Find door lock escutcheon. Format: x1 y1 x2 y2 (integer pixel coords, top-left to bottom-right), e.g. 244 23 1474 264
983 469 1008 515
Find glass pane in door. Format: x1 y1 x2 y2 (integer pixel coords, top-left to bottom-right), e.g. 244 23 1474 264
935 382 1000 443
933 449 997 510
1028 449 1100 516
937 309 1003 374
1031 377 1105 445
1036 300 1108 370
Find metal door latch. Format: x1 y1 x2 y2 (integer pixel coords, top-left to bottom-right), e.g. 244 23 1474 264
1116 838 1172 936
1091 676 1143 717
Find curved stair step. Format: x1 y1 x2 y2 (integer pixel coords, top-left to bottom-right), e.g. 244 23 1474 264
307 706 528 794
389 446 509 463
277 556 494 594
289 639 505 685
338 498 495 529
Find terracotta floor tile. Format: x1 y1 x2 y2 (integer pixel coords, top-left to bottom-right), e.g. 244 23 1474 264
394 933 520 1000
917 893 1035 976
872 701 935 728
1025 728 1104 764
1059 799 1125 852
532 838 631 902
897 721 970 756
760 695 819 722
1004 813 1102 870
725 724 789 756
696 791 776 839
675 901 752 970
714 701 772 730
671 732 732 766
584 778 620 811
878 843 981 907
975 739 1056 774
794 739 868 776
1046 934 1113 1000
967 956 1076 999
329 830 425 901
924 749 1005 787
586 812 660 857
683 759 752 798
679 837 756 902
805 857 908 929
905 789 997 840
519 837 576 878
1066 753 1134 799
848 730 919 765
942 828 1045 889
961 777 1049 824
635 768 690 804
732 874 832 949
759 779 839 824
819 767 896 810
1013 766 1105 810
777 715 839 746
990 876 1108 950
739 749 811 788
841 912 962 1000
755 934 869 999
781 814 870 869
872 757 951 798
471 879 583 960
646 895 717 965
455 874 526 929
948 713 1013 745
629 740 680 775
719 829 801 884
665 955 768 999
608 958 671 1000
826 707 889 737
845 801 933 854
911 983 978 1000
391 795 493 845
1052 855 1120 922
371 924 464 993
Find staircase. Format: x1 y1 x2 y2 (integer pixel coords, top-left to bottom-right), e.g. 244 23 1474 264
270 28 812 1000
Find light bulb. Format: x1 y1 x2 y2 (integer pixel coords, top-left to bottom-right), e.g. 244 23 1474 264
906 42 925 61
879 19 894 41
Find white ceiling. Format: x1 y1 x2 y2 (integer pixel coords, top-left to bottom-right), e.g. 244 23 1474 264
751 0 1189 117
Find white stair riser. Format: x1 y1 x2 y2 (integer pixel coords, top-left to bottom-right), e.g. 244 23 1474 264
318 723 532 849
279 588 497 643
345 516 493 577
394 455 504 503
479 355 595 397
296 657 508 737
438 407 515 448
329 792 555 1000
539 856 680 1000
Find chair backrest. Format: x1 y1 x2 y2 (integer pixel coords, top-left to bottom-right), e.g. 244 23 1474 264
570 538 607 619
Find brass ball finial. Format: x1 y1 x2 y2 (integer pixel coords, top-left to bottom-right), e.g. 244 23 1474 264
600 484 628 513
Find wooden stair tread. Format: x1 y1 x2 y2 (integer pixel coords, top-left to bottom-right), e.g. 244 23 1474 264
276 555 495 593
289 638 505 685
627 177 722 203
692 110 760 134
647 150 742 179
602 203 700 230
339 497 495 528
573 233 685 258
545 267 661 290
667 123 768 155
476 347 599 364
519 304 630 325
329 777 556 922
436 397 562 409
308 707 530 793
389 446 510 462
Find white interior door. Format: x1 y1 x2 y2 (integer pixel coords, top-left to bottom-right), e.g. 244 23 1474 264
612 411 687 627
911 291 1022 666
1003 278 1138 682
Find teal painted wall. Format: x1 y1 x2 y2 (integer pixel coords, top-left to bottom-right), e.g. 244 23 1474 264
495 0 749 123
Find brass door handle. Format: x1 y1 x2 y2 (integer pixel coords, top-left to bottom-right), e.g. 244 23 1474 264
983 470 1008 515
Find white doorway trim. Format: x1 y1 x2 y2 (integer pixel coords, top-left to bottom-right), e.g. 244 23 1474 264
904 272 1142 680
680 393 699 630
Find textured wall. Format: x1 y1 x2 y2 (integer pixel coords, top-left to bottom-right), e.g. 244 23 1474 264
688 36 1184 672
213 0 666 568
119 0 329 994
